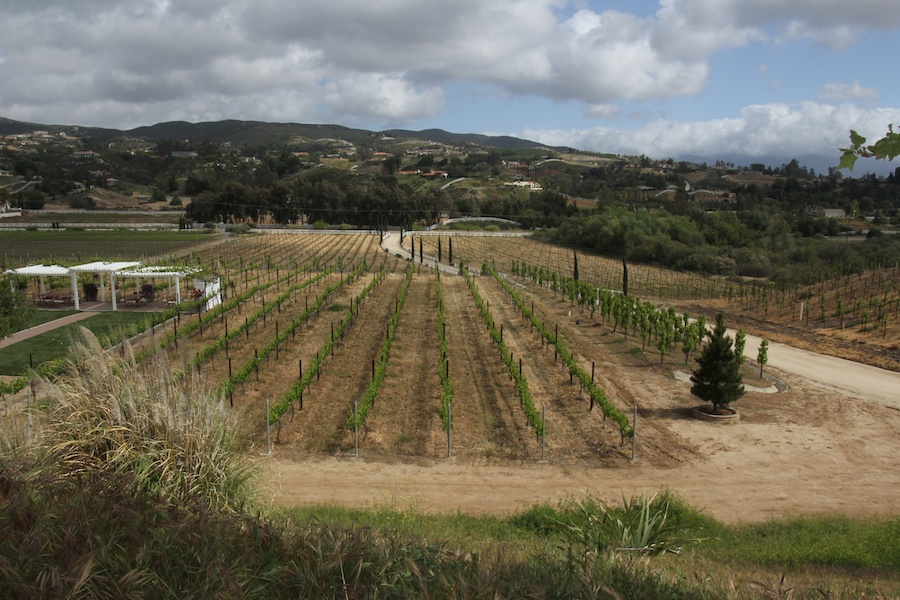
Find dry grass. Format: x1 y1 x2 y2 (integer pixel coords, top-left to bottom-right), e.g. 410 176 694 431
7 327 255 511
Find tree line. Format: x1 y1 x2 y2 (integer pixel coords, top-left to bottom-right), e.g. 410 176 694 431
549 202 900 282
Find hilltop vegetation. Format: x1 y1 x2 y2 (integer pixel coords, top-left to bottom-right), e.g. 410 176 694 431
3 117 900 285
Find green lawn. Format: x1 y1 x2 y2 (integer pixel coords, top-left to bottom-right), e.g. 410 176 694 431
0 312 150 375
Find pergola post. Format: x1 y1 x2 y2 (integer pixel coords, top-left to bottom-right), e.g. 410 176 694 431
111 273 118 311
100 272 106 302
175 276 182 303
71 273 80 310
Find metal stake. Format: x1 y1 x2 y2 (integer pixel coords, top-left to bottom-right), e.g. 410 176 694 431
265 398 271 455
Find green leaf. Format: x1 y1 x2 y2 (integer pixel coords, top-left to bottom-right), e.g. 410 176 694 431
849 129 867 148
838 150 858 171
871 134 900 161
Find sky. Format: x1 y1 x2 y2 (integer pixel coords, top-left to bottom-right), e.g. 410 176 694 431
2 0 900 173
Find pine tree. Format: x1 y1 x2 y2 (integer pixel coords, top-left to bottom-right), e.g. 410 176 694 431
690 313 745 412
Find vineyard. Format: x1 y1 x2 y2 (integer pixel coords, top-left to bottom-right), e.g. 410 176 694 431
9 229 898 468
140 231 640 462
412 233 900 371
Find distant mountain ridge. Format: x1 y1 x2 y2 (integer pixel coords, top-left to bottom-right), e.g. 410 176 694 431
0 116 562 152
2 116 869 174
381 128 568 151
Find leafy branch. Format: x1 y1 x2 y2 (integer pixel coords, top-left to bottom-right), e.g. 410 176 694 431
839 125 900 171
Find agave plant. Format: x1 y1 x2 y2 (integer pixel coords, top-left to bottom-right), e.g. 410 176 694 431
563 492 699 557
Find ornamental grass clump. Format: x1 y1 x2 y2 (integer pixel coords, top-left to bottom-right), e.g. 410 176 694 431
27 327 255 512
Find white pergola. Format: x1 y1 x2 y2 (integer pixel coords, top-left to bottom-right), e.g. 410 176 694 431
7 261 203 311
6 264 72 297
68 261 141 310
114 265 202 308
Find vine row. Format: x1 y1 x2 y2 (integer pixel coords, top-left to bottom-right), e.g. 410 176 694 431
486 263 633 438
269 267 387 425
192 269 331 369
462 266 543 437
222 262 370 403
435 267 454 430
347 262 415 430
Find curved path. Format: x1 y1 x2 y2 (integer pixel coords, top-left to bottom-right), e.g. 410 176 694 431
738 330 900 408
0 311 94 350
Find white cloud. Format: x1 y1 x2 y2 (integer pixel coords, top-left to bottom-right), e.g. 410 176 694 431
524 102 900 161
0 0 720 126
1 0 899 133
586 103 621 119
819 82 879 103
322 74 445 124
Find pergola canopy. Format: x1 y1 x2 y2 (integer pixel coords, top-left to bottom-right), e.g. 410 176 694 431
68 261 142 274
6 264 71 277
6 261 203 311
114 265 201 278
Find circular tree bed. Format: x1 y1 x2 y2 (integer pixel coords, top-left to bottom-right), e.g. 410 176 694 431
691 405 740 423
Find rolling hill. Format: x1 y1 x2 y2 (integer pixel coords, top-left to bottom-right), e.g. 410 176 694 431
0 116 563 152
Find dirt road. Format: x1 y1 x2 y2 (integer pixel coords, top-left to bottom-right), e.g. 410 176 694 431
740 330 900 407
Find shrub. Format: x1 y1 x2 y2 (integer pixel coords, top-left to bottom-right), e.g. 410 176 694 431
68 195 96 210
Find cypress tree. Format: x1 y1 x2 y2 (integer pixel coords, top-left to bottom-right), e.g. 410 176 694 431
690 313 745 412
573 251 579 281
438 238 442 263
734 329 746 364
757 338 769 378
